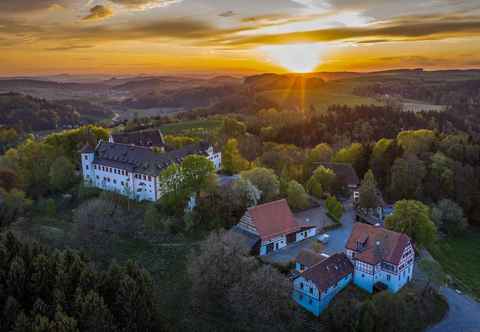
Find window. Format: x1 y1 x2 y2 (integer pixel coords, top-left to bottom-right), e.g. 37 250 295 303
113 180 116 184
387 274 391 281
121 181 124 186
309 287 313 294
84 155 88 160
86 165 89 170
96 176 99 179
300 282 304 289
94 165 97 170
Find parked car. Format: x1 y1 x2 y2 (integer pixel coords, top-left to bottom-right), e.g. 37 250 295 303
317 233 330 244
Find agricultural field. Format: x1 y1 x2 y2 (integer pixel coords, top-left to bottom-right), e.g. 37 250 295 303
159 118 223 135
258 80 383 112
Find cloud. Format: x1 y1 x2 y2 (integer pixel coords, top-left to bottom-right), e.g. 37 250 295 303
45 44 95 51
108 0 183 10
219 10 236 18
224 14 480 46
82 5 114 21
0 0 73 13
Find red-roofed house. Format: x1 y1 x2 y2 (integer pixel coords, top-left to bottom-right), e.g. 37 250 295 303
346 223 414 293
235 199 316 256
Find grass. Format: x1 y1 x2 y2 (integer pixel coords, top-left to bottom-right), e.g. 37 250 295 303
159 118 223 135
258 85 382 113
429 230 480 299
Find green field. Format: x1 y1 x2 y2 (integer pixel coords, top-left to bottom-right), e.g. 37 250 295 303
258 79 383 112
430 230 480 299
159 118 223 135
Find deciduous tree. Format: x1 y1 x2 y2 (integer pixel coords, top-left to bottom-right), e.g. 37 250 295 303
385 200 436 248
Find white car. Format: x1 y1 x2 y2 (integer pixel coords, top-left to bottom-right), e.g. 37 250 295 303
317 233 330 244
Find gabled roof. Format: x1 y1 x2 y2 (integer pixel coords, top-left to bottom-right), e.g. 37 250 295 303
296 249 326 268
346 223 411 265
300 253 353 293
110 129 165 148
79 143 95 154
93 140 211 176
247 199 300 241
317 162 359 187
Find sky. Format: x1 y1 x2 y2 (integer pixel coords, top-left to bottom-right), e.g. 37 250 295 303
1 0 480 75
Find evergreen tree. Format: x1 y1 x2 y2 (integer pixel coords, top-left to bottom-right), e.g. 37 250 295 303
359 170 379 209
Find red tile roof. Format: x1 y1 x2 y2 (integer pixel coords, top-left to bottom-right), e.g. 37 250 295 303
248 199 300 241
300 253 353 293
346 223 411 265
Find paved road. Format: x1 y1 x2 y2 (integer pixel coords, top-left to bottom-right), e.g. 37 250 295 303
427 287 480 332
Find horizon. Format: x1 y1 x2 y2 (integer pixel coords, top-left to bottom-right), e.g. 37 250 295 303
1 0 480 75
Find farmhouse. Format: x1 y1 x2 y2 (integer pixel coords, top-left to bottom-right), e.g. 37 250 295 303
233 199 316 256
346 223 414 293
292 223 414 316
80 140 221 202
109 129 166 150
293 253 353 316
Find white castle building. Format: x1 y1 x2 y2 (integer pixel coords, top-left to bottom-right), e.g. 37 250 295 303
80 131 221 202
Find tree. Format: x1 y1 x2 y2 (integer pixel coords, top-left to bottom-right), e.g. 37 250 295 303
227 265 299 332
428 152 455 199
187 231 257 324
222 138 249 175
286 180 309 210
49 156 76 192
181 155 216 193
304 143 333 178
359 170 379 209
0 189 32 228
397 129 435 155
0 168 19 192
370 138 399 190
332 143 364 166
431 199 467 236
385 200 436 248
5 140 56 198
389 154 426 200
232 177 262 207
240 167 280 202
222 118 246 138
306 166 335 198
0 232 160 331
326 195 344 222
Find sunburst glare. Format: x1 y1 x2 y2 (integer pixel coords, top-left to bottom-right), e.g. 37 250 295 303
259 43 332 73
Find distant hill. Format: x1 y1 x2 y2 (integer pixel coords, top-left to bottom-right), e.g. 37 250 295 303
244 73 325 91
0 93 113 131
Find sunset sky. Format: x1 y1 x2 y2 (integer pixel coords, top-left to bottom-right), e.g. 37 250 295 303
1 0 480 75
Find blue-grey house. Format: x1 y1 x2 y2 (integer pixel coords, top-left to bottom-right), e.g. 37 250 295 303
293 253 353 316
346 223 414 293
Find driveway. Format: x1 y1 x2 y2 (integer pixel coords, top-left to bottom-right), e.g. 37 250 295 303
427 287 480 332
322 200 355 255
262 200 355 264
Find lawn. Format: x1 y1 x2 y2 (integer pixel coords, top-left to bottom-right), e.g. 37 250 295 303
430 230 480 299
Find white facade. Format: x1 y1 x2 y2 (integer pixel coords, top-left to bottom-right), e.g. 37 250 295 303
349 243 414 293
80 142 222 202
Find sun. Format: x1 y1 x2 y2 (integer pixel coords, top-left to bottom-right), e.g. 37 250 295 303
259 43 330 73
